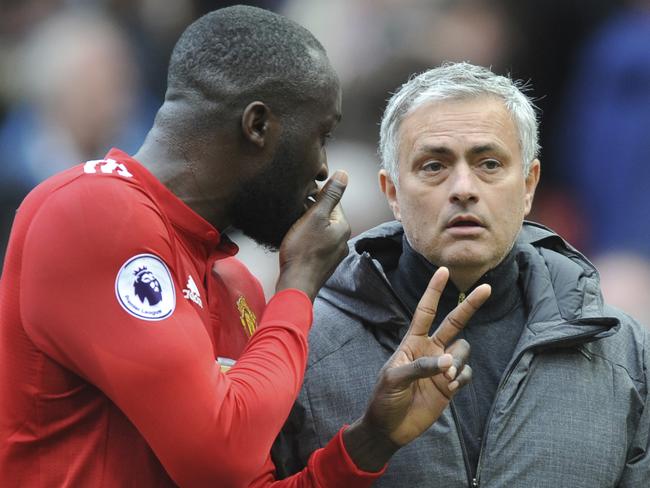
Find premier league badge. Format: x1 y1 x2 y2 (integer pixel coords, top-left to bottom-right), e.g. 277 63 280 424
115 254 176 321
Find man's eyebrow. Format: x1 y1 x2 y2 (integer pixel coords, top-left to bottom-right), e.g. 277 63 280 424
468 143 507 156
414 145 454 157
412 143 509 159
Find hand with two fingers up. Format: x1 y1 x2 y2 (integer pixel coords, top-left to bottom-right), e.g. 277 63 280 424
344 267 491 471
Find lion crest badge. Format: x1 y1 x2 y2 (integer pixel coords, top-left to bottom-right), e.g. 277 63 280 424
115 253 175 321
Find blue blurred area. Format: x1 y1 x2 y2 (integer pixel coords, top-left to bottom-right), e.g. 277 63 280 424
557 9 650 258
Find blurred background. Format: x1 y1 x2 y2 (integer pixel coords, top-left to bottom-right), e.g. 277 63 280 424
1 0 649 324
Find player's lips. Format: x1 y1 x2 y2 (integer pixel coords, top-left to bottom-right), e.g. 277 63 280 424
445 214 486 235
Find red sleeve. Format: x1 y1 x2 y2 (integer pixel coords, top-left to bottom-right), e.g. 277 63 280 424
248 429 386 488
18 177 315 487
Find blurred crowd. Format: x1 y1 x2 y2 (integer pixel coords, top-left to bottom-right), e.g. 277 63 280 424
1 0 649 324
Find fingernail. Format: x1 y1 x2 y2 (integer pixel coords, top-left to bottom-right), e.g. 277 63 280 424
449 381 459 391
332 170 348 185
445 366 457 380
438 355 453 368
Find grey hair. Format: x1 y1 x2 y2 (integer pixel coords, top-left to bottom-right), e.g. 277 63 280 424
379 62 540 183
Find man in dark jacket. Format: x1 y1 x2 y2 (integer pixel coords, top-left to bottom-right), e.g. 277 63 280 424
274 62 649 487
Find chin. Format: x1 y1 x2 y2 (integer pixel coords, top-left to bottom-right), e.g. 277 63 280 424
248 212 304 251
444 257 488 271
437 245 494 269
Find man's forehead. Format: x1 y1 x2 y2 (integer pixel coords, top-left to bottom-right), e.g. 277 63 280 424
406 96 511 126
399 96 518 152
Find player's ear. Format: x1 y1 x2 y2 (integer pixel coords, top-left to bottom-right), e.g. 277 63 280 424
241 101 279 149
379 169 401 221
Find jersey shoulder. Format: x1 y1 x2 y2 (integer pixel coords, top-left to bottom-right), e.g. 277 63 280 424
22 158 160 233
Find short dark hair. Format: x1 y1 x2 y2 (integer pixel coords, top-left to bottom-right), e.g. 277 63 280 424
167 5 332 115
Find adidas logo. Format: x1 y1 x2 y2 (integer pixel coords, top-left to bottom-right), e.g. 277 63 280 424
183 275 203 308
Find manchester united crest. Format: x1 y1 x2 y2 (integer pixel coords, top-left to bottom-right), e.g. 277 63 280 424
236 296 257 337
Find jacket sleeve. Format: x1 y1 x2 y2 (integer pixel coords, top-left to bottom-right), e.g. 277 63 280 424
272 387 315 478
617 324 650 487
18 179 374 487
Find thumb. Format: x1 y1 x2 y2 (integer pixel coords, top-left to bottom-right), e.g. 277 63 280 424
313 171 348 217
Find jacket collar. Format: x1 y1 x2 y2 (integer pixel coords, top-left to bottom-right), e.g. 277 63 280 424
390 234 521 325
318 221 619 350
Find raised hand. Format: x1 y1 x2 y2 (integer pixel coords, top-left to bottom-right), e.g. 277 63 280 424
344 267 491 471
276 171 351 301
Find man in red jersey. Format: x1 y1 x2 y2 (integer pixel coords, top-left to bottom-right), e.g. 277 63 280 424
0 6 489 487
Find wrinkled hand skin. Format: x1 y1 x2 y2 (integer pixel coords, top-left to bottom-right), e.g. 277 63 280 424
344 267 492 472
276 171 351 301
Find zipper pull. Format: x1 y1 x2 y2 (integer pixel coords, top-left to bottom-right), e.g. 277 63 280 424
471 478 479 488
458 291 466 304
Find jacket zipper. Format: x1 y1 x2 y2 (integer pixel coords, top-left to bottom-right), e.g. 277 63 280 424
472 328 608 487
449 402 475 487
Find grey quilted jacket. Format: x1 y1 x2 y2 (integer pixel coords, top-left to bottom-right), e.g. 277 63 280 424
273 221 650 487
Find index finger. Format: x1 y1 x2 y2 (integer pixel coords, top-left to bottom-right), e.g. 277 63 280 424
313 170 348 217
431 284 491 348
407 267 450 337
